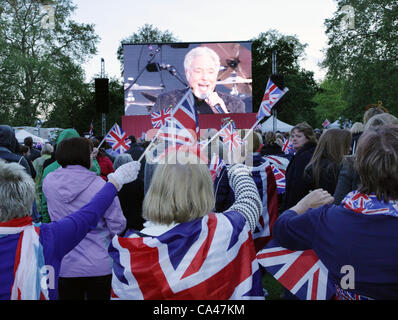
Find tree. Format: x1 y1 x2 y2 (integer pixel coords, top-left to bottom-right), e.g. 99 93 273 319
45 77 125 137
0 0 99 125
251 30 319 127
312 78 347 126
322 0 398 120
116 23 179 75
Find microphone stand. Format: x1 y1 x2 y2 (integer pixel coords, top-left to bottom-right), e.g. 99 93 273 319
124 45 162 92
166 67 188 87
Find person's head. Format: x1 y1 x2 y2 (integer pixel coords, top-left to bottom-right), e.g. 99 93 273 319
41 143 54 156
290 122 317 151
355 124 398 201
0 125 18 152
143 151 215 225
23 136 33 148
56 137 94 170
19 145 30 157
0 160 35 222
184 46 220 99
56 128 80 145
113 153 133 170
129 135 137 145
363 106 386 125
263 131 276 145
305 128 352 188
240 130 262 153
314 128 322 140
350 122 364 134
363 113 398 132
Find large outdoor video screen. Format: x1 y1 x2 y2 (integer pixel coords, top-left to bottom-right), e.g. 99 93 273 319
123 41 252 116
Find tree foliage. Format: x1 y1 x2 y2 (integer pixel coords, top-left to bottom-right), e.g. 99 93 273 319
0 0 99 126
322 0 398 120
116 23 179 74
252 30 319 127
312 78 347 125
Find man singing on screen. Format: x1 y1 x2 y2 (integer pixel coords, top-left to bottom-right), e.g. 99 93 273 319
152 46 245 114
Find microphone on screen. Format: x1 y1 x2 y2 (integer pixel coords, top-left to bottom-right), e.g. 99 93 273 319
200 93 227 114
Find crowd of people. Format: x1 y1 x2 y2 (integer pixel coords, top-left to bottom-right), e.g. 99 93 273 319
0 105 398 300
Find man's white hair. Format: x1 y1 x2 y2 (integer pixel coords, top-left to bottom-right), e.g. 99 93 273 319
0 160 35 222
184 46 221 80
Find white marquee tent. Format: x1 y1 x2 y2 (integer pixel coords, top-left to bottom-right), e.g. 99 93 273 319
260 116 294 133
14 128 48 144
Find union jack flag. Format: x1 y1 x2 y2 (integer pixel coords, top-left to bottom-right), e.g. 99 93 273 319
266 155 288 170
250 159 279 252
104 123 131 154
108 212 265 300
270 164 286 195
282 139 295 155
158 119 197 146
151 107 172 129
322 119 330 128
341 191 396 216
89 120 94 136
335 286 373 300
219 121 243 152
257 239 335 300
154 142 209 165
171 89 199 138
257 78 289 120
209 153 225 182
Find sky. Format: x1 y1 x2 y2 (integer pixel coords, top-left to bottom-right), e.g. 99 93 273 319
71 0 339 83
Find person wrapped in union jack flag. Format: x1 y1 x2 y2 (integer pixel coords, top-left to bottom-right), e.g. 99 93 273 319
108 150 265 300
0 158 141 300
214 130 278 252
151 46 245 115
271 124 398 300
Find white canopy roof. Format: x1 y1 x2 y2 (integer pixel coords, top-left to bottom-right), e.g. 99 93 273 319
14 129 48 144
260 116 294 133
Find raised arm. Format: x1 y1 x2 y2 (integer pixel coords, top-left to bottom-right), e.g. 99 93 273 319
226 164 262 233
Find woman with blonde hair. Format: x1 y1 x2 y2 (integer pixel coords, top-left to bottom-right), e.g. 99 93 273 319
108 150 264 300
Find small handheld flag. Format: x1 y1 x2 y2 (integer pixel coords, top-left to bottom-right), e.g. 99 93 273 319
257 78 289 120
104 123 131 154
89 120 94 136
219 121 243 152
151 107 172 129
322 119 330 128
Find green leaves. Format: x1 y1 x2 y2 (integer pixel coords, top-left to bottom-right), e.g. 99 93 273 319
0 0 99 126
116 24 179 75
323 0 398 118
251 30 318 127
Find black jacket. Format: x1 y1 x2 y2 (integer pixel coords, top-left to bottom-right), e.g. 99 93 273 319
127 143 146 182
333 156 361 205
0 125 32 176
118 180 145 234
260 143 287 157
282 142 317 211
303 158 342 195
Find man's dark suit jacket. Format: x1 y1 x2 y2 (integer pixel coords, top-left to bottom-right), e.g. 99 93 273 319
151 88 246 114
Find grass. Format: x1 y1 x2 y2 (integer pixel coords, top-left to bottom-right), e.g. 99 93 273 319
262 271 284 300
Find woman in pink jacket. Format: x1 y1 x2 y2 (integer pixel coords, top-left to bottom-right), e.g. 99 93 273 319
43 137 126 300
